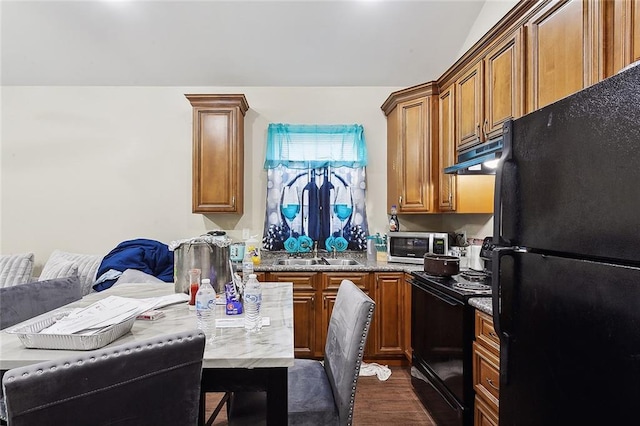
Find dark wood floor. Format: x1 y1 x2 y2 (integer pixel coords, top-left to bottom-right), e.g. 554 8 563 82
204 366 436 425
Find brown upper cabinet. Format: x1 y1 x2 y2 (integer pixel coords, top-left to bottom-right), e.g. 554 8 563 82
611 0 640 74
455 61 483 151
438 84 456 212
455 27 524 152
384 0 638 217
185 94 249 214
484 27 524 139
382 83 438 214
525 0 602 112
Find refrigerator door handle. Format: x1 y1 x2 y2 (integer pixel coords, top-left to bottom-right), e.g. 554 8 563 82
493 119 514 245
492 247 514 384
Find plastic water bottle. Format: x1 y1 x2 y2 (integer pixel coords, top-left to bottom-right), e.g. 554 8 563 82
196 278 216 343
242 251 254 285
243 274 262 333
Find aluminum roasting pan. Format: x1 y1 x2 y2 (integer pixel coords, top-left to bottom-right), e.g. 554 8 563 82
6 310 136 351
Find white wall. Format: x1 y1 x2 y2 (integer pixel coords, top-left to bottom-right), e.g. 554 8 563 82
457 0 520 59
1 86 495 272
1 3 515 271
1 86 405 271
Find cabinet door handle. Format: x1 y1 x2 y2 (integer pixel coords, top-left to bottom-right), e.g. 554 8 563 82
486 377 499 391
489 331 498 339
231 195 235 208
482 119 489 140
399 196 402 206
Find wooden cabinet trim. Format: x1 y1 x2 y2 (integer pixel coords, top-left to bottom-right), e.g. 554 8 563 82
381 81 438 116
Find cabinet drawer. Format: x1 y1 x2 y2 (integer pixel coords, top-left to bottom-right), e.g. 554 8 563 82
473 341 500 410
321 272 370 291
474 395 498 426
475 310 500 355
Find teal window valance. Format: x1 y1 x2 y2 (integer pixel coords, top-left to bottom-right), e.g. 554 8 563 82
264 123 368 170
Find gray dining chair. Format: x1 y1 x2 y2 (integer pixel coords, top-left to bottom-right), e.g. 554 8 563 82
1 330 206 426
0 276 83 331
227 279 375 426
0 275 83 424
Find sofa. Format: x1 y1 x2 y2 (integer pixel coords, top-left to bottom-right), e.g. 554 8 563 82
0 250 102 296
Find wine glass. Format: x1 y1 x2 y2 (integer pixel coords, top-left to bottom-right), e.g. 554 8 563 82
333 186 353 238
281 185 300 243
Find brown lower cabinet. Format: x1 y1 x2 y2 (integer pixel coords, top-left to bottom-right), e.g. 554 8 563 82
265 271 409 362
473 310 500 425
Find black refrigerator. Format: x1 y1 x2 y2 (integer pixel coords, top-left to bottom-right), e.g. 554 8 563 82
492 63 640 426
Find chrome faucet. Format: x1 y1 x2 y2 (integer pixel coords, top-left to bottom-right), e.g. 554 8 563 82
313 241 318 258
332 246 337 259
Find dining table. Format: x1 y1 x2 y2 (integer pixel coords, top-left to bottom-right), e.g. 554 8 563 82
0 281 294 425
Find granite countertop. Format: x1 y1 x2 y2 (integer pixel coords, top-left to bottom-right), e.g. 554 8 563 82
469 297 492 315
245 250 424 274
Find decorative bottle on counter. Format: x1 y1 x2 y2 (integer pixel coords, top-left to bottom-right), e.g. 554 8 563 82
389 205 400 232
244 274 263 333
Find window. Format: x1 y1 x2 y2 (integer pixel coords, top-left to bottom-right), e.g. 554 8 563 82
262 124 369 253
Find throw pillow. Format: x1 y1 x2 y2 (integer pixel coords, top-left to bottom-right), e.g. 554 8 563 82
39 258 79 282
0 253 35 288
40 250 102 296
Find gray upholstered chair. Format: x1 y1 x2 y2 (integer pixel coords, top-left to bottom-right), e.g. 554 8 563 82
0 276 83 424
1 330 206 426
0 276 82 330
228 279 375 426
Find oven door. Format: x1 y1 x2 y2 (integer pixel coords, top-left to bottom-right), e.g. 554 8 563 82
411 278 466 406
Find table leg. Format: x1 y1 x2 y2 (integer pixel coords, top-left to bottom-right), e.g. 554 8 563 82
266 367 288 425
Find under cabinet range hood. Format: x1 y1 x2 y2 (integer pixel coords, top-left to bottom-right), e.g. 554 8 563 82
444 137 503 175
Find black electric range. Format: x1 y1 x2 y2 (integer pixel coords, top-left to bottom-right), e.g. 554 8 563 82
409 268 492 426
411 269 492 302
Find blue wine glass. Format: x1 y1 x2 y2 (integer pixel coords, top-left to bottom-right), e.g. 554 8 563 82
281 186 300 242
333 186 352 238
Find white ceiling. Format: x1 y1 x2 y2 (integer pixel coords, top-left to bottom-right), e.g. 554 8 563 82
1 0 501 87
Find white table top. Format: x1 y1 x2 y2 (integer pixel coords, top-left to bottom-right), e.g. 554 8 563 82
0 282 294 370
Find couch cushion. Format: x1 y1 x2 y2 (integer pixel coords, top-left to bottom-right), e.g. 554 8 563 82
0 253 35 288
39 259 78 281
0 276 82 330
39 250 102 296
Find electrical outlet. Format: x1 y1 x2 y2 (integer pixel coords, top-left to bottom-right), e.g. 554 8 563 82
242 228 250 240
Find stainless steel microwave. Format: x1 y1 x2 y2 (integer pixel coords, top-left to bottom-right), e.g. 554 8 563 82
386 232 449 264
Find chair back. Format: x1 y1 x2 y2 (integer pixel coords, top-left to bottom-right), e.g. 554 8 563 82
323 280 375 426
0 276 82 330
2 330 206 426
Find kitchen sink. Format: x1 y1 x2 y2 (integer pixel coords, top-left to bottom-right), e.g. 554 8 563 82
273 257 362 266
274 258 323 266
322 258 362 266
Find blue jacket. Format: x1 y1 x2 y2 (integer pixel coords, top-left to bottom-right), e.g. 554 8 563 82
94 239 174 292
